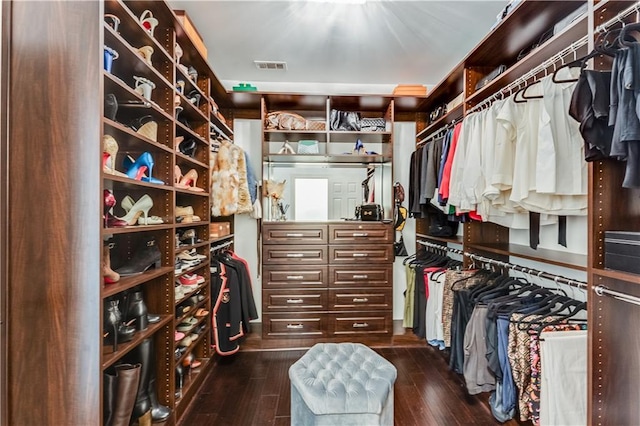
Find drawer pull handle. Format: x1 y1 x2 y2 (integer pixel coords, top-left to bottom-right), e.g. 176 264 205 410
286 233 304 237
287 324 304 329
352 322 369 328
352 233 368 237
352 253 368 257
353 274 368 279
286 299 304 304
286 253 304 258
286 275 304 280
353 297 369 303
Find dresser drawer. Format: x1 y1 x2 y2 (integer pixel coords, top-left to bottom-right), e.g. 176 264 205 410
329 289 392 310
263 265 327 288
329 224 393 244
264 245 327 265
328 245 393 264
264 289 327 311
329 313 392 336
262 313 327 338
329 266 391 287
263 224 327 244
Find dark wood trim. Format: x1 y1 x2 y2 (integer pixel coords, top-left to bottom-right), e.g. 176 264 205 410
0 2 9 425
6 1 101 423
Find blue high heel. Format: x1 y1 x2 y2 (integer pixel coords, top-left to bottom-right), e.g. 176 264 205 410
123 152 165 185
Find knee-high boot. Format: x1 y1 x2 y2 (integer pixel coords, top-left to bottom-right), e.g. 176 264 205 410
124 338 153 425
112 364 141 426
103 371 118 426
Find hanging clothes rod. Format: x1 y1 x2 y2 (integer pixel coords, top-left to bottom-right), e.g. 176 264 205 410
417 123 451 147
595 1 640 33
593 285 640 307
417 239 587 290
466 35 589 115
210 239 234 252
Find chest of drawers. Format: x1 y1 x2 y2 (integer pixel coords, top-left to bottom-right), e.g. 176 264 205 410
261 222 393 343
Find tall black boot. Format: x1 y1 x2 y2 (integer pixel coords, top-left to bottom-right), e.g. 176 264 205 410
103 371 118 426
148 376 171 422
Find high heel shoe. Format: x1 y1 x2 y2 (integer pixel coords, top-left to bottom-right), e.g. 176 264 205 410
103 135 127 177
187 90 201 107
129 115 158 142
179 169 205 192
175 364 185 398
104 93 118 121
178 138 197 157
120 195 164 225
123 152 165 185
104 298 136 352
115 237 162 277
104 190 128 228
117 194 153 226
103 239 120 284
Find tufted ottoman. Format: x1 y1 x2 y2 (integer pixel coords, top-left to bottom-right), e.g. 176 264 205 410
288 343 397 425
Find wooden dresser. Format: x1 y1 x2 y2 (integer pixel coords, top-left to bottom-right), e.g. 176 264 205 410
262 222 394 344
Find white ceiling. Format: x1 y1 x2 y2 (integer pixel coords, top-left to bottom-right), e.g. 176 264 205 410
168 0 508 95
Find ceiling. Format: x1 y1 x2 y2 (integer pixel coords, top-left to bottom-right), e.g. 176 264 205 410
167 0 508 95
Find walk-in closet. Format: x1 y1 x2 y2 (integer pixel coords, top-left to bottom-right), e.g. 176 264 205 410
1 1 639 425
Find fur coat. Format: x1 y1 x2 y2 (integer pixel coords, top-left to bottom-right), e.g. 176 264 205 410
210 140 252 217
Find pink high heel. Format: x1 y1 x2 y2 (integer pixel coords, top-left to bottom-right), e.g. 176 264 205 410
180 169 205 192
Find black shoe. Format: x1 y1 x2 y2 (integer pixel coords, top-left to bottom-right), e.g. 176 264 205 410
115 238 162 277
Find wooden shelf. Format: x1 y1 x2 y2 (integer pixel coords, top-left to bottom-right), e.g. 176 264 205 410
592 268 640 285
174 188 209 197
209 111 233 138
103 71 174 121
176 298 209 325
103 118 173 153
175 120 209 145
103 172 172 190
176 240 212 254
416 233 463 245
416 104 463 140
175 221 209 229
175 280 209 305
177 91 209 123
264 154 391 164
102 266 174 298
175 152 208 170
103 223 174 235
210 234 234 245
466 243 587 271
176 322 209 365
102 314 173 369
175 356 212 415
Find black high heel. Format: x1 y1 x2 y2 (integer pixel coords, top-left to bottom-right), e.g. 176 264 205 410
178 138 197 157
175 364 185 399
187 90 201 107
103 299 135 351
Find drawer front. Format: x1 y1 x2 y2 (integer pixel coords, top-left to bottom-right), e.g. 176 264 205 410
329 224 393 244
263 313 327 338
329 289 392 310
329 266 391 288
264 289 327 311
329 313 392 336
264 245 327 265
329 245 393 264
263 224 327 244
263 265 327 288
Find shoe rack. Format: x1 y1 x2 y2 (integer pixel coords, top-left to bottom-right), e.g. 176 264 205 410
101 0 233 423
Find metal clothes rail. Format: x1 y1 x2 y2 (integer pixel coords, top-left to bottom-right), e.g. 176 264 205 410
210 239 234 253
417 239 587 290
593 285 640 307
595 1 640 33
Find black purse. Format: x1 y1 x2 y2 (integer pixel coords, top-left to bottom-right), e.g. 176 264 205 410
356 204 382 221
394 235 408 257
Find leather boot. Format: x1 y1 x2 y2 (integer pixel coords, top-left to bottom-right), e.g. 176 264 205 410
103 239 120 284
115 237 162 277
103 371 118 426
123 288 149 331
112 364 141 426
148 377 171 422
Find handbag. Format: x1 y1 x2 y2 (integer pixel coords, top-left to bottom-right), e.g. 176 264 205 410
356 204 382 221
360 117 386 132
394 235 408 257
330 109 361 131
297 140 319 154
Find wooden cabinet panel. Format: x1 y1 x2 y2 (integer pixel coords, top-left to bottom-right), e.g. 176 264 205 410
263 245 327 265
329 245 393 264
263 223 327 244
329 313 392 336
329 266 392 287
329 289 392 310
263 289 327 311
329 223 393 244
263 265 327 288
263 313 327 338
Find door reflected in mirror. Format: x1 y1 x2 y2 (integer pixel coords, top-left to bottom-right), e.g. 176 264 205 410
294 178 328 221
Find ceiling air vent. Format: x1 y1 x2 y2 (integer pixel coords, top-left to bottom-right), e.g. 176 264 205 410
254 61 287 71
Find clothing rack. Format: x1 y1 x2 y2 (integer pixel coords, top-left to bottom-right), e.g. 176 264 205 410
594 1 640 33
417 122 451 147
210 239 234 253
593 285 640 307
466 34 589 115
417 239 587 290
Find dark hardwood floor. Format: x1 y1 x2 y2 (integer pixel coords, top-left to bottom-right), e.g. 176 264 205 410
179 328 525 425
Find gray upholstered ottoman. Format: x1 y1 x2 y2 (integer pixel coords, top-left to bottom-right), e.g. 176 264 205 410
289 343 397 425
